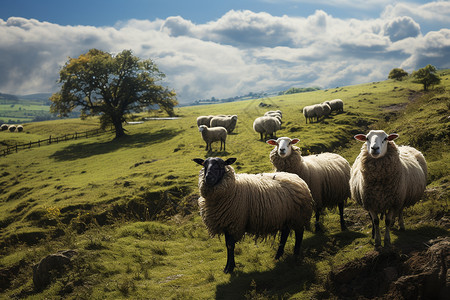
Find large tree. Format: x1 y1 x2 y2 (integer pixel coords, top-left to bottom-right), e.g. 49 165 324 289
50 49 177 138
412 64 441 91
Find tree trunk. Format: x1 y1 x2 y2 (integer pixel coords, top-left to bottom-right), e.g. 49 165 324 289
112 118 125 138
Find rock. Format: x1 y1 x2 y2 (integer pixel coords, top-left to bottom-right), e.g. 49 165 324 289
32 250 77 291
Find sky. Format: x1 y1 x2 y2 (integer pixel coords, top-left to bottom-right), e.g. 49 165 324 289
0 0 449 104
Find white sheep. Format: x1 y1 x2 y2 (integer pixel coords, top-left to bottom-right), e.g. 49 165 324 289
326 99 344 113
321 102 332 118
8 125 16 132
210 115 238 133
193 157 314 273
264 110 282 117
253 116 281 141
198 125 227 151
264 112 282 122
267 137 351 232
350 130 427 247
197 115 214 127
302 105 317 124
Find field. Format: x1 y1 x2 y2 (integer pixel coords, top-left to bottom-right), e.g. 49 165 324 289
0 72 449 299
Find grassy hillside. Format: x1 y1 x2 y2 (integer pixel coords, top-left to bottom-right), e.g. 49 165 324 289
0 72 448 299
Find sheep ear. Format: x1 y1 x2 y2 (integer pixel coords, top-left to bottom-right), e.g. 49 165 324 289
224 158 237 165
354 134 367 142
387 133 399 141
291 138 300 144
266 139 278 146
193 158 204 166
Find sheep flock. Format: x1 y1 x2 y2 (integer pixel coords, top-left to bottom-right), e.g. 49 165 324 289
193 99 431 273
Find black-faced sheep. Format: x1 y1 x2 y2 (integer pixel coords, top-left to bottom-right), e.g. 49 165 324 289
253 116 281 141
210 115 238 133
198 125 227 151
1 124 8 131
193 157 314 273
8 125 16 132
350 130 427 247
267 137 351 232
16 125 23 132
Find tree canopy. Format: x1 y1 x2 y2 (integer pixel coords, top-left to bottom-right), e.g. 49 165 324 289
50 49 178 138
388 68 408 81
412 64 441 91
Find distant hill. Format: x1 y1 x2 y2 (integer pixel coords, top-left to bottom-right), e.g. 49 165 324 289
0 92 52 103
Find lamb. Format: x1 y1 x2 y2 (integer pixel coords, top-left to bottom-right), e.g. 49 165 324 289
267 137 351 232
198 125 227 151
302 105 317 124
325 99 344 113
197 115 214 127
350 130 427 247
210 115 238 133
253 116 281 140
8 125 16 132
1 124 8 131
193 157 314 273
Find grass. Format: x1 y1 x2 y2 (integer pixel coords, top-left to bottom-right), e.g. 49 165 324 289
0 71 448 299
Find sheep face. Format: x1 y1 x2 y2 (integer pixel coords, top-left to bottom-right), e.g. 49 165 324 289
267 137 300 158
198 125 207 132
354 130 398 158
193 157 237 187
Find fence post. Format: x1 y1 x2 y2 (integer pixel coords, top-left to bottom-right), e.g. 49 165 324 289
49 135 52 144
15 144 18 153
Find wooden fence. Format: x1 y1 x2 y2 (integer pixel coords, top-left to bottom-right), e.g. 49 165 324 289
1 127 114 156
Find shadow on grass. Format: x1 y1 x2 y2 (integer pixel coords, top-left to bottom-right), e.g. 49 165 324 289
215 230 366 299
392 225 449 254
215 257 317 300
50 129 183 161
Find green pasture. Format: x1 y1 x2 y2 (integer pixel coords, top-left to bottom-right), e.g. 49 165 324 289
0 72 448 299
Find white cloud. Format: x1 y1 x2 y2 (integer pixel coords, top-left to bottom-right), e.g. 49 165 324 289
0 3 449 103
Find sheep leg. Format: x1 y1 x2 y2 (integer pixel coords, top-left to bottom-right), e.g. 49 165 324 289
224 232 236 273
384 210 395 247
275 228 290 259
338 202 347 231
369 211 381 247
315 210 322 233
293 228 304 256
398 210 405 231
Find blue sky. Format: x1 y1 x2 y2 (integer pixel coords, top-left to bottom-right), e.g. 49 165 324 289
0 0 449 103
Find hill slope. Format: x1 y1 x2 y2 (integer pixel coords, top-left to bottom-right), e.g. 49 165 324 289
0 72 448 299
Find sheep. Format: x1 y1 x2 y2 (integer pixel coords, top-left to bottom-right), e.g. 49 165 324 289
8 125 16 132
197 115 214 127
264 112 282 123
350 130 427 247
198 125 227 151
265 110 282 117
253 116 281 141
312 103 331 122
16 125 23 132
1 124 8 131
193 157 314 273
321 102 332 118
302 105 317 124
267 137 351 232
210 115 238 133
326 99 344 113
